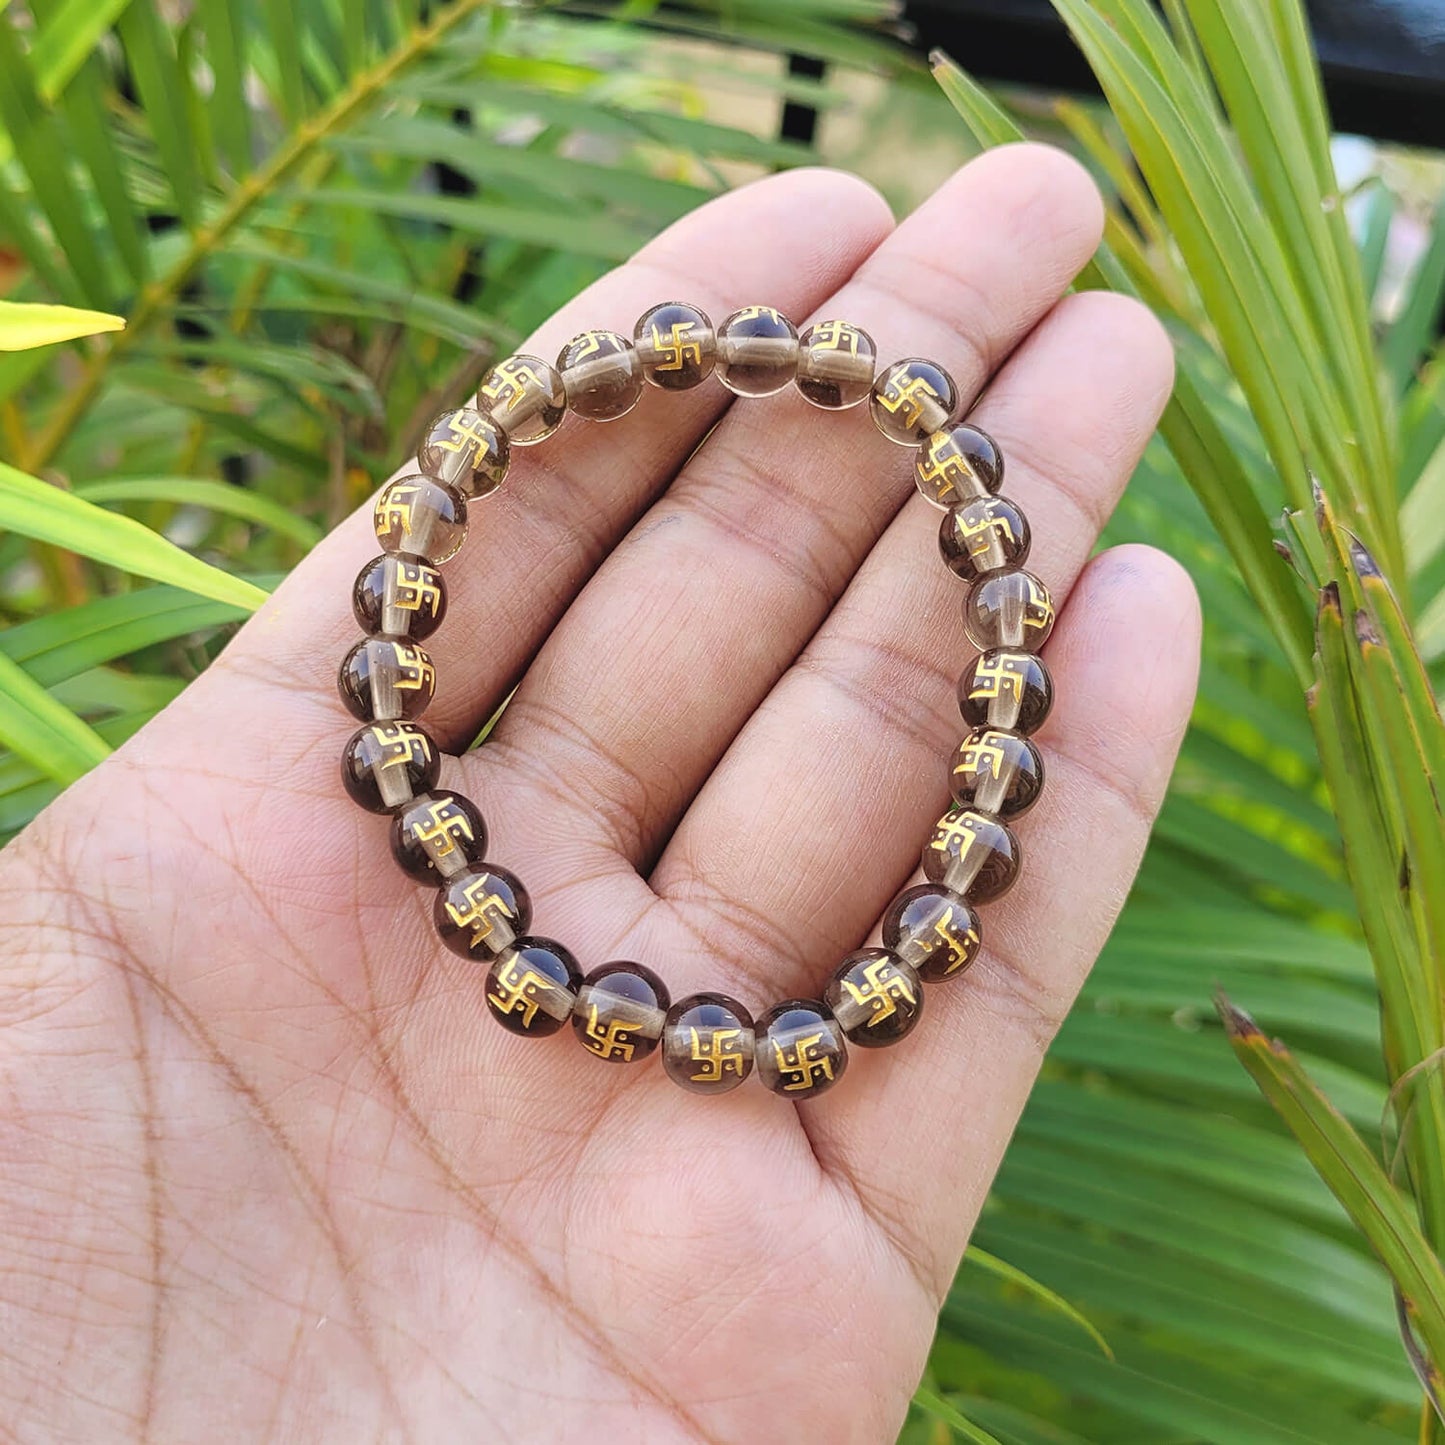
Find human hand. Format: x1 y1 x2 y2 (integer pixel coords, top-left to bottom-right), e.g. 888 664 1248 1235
0 145 1198 1442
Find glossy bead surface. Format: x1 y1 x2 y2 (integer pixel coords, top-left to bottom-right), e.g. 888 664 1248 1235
964 567 1055 652
340 721 439 813
390 790 487 883
922 807 1020 902
434 864 531 959
939 496 1031 582
756 1000 848 1099
661 993 756 1094
416 407 509 498
951 727 1043 818
882 884 982 982
477 354 567 444
634 302 716 390
959 649 1054 736
557 329 644 421
824 949 924 1047
915 423 1004 509
716 305 798 396
573 961 671 1064
373 475 467 564
794 319 876 410
870 357 958 445
485 937 581 1038
338 637 436 723
352 553 447 641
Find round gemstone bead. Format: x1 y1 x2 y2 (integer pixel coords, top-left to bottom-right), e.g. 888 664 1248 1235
352 553 447 641
922 807 1021 902
634 301 716 390
485 937 582 1038
964 567 1055 653
340 721 439 813
870 357 958 446
416 407 509 498
337 637 436 723
557 329 644 421
915 423 1004 509
794 319 876 410
824 948 924 1048
573 961 671 1064
373 475 467 564
958 649 1054 736
477 354 567 444
390 790 487 884
755 1000 848 1099
882 884 982 983
950 727 1043 819
434 864 531 959
939 495 1031 581
661 993 756 1095
716 305 799 397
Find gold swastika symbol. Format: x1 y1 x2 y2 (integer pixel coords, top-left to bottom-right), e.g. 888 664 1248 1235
841 957 917 1028
916 433 977 503
370 722 431 771
569 329 618 362
409 799 474 860
433 412 493 455
876 373 943 429
930 811 983 860
1020 575 1054 633
956 733 1009 782
809 319 860 354
445 878 515 948
388 642 435 694
489 956 556 1029
954 504 1016 556
772 1030 835 1092
377 482 424 535
733 304 783 326
689 1026 746 1084
582 1005 639 1062
481 359 548 412
932 906 978 975
392 562 442 617
969 652 1027 703
649 321 702 372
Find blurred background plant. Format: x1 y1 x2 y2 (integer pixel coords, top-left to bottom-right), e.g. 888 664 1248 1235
2 1 1443 1441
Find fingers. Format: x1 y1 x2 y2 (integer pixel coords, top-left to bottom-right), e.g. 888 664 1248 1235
483 144 1105 867
806 544 1201 1299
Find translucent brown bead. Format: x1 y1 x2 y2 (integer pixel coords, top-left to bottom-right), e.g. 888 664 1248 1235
870 357 958 446
416 407 509 498
939 496 1031 582
756 1000 848 1099
824 948 924 1047
340 721 439 813
390 790 487 883
951 727 1043 819
557 329 644 421
485 936 581 1038
634 301 716 390
338 637 436 723
352 553 447 641
716 305 799 397
915 423 1004 509
794 319 876 410
882 883 982 983
964 567 1055 653
373 475 467 564
434 864 531 959
573 961 671 1064
922 807 1021 903
477 354 567 445
661 992 756 1094
958 649 1054 736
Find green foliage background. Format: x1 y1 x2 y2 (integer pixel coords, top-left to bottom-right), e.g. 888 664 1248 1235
3 1 1444 1441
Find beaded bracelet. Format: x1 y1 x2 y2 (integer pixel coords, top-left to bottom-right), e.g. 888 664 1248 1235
338 303 1054 1101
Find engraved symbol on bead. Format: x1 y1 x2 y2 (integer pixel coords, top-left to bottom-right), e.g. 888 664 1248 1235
932 906 978 975
930 811 983 861
371 722 432 771
688 1026 746 1084
489 956 556 1028
956 732 1009 782
917 434 974 502
388 642 436 695
732 304 784 325
409 799 474 862
1016 575 1055 635
649 321 703 372
810 319 861 354
392 561 443 617
876 372 943 430
481 358 549 412
377 482 422 535
434 412 493 456
582 1005 639 1062
970 652 1026 703
444 878 515 948
771 1031 835 1092
955 504 1017 557
840 956 917 1028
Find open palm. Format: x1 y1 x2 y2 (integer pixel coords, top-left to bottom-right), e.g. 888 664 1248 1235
0 147 1199 1443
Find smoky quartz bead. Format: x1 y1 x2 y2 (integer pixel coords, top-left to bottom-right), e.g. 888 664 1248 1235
923 807 1021 903
338 637 436 723
435 863 531 959
390 790 487 883
959 649 1053 736
824 949 924 1047
794 319 876 410
716 305 799 397
341 721 439 813
951 727 1043 819
756 1000 848 1100
352 553 447 641
485 937 582 1038
416 407 509 499
556 329 644 421
882 884 982 983
477 354 567 445
573 961 671 1064
374 475 467 564
964 567 1055 653
915 423 1004 509
634 302 716 390
661 993 756 1094
870 358 958 446
939 496 1031 582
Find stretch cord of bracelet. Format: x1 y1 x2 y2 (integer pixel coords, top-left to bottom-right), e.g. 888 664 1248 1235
338 303 1055 1101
